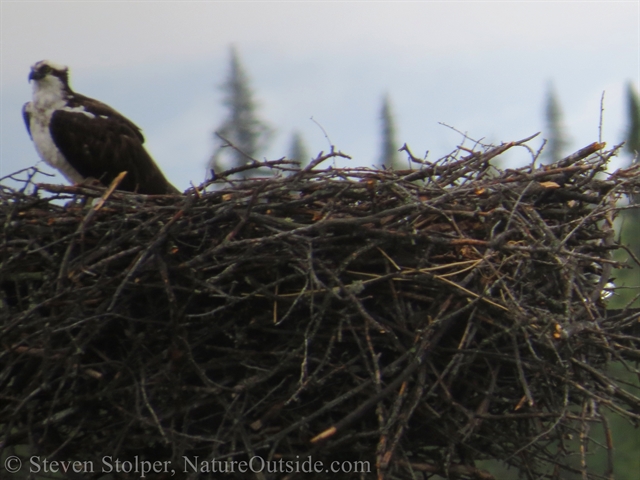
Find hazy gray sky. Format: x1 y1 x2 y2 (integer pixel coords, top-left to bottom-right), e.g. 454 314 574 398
2 1 638 190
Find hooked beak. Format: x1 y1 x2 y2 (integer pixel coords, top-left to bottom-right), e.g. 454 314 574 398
29 68 44 82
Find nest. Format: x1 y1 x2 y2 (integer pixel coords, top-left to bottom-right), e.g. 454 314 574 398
2 136 640 480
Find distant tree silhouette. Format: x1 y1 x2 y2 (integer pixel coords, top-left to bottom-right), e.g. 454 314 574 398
619 81 640 262
379 94 402 169
612 82 640 309
603 82 640 477
288 131 310 169
624 82 640 162
542 82 570 164
209 46 272 177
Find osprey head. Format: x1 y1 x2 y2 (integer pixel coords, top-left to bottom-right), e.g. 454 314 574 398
29 60 70 86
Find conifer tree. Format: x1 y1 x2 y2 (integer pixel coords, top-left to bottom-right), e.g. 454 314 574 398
209 46 272 176
379 94 402 169
542 83 570 164
615 82 640 309
624 82 640 161
288 131 309 168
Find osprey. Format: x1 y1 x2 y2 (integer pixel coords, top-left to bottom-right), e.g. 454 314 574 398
23 60 179 194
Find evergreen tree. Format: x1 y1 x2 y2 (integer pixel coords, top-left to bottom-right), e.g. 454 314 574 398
609 82 640 470
209 46 272 176
624 81 640 161
542 82 570 164
614 82 640 310
379 94 402 169
288 131 309 168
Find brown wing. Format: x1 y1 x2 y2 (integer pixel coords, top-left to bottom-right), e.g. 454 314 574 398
22 103 33 139
49 106 179 195
67 94 146 141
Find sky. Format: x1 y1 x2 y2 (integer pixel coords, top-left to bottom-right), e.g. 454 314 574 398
1 1 639 192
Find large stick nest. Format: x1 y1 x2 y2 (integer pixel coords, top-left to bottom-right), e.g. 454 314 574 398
2 137 640 479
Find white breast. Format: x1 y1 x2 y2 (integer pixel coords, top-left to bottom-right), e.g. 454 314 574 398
27 76 85 184
28 111 84 184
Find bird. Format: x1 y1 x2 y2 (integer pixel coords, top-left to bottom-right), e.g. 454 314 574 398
23 60 179 195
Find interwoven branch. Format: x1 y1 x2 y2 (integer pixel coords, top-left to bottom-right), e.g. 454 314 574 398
1 137 639 479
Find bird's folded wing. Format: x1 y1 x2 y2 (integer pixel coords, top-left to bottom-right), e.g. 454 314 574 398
49 110 178 194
